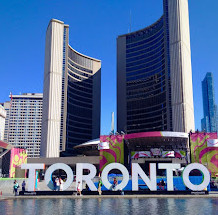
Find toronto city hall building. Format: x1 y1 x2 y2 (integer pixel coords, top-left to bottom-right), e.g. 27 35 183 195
117 0 195 134
41 19 101 158
3 93 43 158
201 72 218 133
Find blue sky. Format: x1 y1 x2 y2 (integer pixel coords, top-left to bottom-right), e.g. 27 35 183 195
0 0 217 135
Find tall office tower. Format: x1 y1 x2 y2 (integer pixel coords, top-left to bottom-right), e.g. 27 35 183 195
41 19 101 158
0 105 6 141
201 72 218 133
117 0 195 134
3 93 43 157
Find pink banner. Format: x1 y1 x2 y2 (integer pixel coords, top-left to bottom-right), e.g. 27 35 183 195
9 148 27 178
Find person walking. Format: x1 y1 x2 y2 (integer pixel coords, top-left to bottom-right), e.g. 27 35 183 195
98 178 103 195
77 181 82 196
59 177 64 191
55 177 60 191
13 180 19 196
22 180 26 192
112 177 118 191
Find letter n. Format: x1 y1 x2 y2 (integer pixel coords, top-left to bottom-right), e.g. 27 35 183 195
132 163 157 191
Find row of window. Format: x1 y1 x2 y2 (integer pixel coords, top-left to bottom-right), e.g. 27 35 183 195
67 113 92 124
68 59 93 74
68 90 92 104
67 83 93 99
127 93 166 110
126 34 164 55
9 140 41 142
68 69 93 84
67 102 92 118
127 119 167 131
68 76 93 90
60 37 66 151
68 78 93 94
127 104 166 117
66 137 90 146
66 131 92 140
127 59 165 73
126 35 164 58
126 65 165 78
127 50 165 68
68 49 93 71
127 124 167 133
126 17 164 45
66 126 92 135
127 87 166 100
12 100 42 102
126 73 165 89
126 42 164 63
126 67 165 82
127 114 167 126
68 64 92 78
127 75 165 92
68 97 92 109
9 123 42 126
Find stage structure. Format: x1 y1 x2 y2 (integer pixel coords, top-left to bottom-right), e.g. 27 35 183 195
190 132 218 177
99 135 124 172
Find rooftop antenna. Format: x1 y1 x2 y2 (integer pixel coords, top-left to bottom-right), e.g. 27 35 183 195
128 10 132 33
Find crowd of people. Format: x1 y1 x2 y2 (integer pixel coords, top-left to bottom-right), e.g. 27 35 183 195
12 176 119 196
13 177 168 196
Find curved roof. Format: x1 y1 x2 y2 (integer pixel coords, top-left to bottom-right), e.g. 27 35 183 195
74 138 100 149
68 45 101 63
125 131 188 140
118 15 163 38
74 131 188 150
124 131 189 151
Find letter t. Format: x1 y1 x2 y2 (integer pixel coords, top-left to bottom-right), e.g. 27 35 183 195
21 164 45 191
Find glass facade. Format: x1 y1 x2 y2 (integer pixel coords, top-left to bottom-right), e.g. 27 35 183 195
201 72 218 133
119 16 172 133
65 46 100 154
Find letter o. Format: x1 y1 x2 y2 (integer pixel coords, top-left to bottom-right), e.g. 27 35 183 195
101 163 129 190
182 163 210 191
44 163 73 191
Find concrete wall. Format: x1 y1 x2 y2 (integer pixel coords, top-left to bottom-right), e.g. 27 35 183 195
41 19 64 158
167 0 195 132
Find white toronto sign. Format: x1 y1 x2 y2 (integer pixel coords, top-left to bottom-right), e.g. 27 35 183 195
21 163 210 192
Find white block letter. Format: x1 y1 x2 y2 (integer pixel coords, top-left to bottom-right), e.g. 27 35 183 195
101 163 129 191
182 163 210 191
76 163 97 191
21 163 45 191
132 163 157 191
158 163 181 191
44 163 73 191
